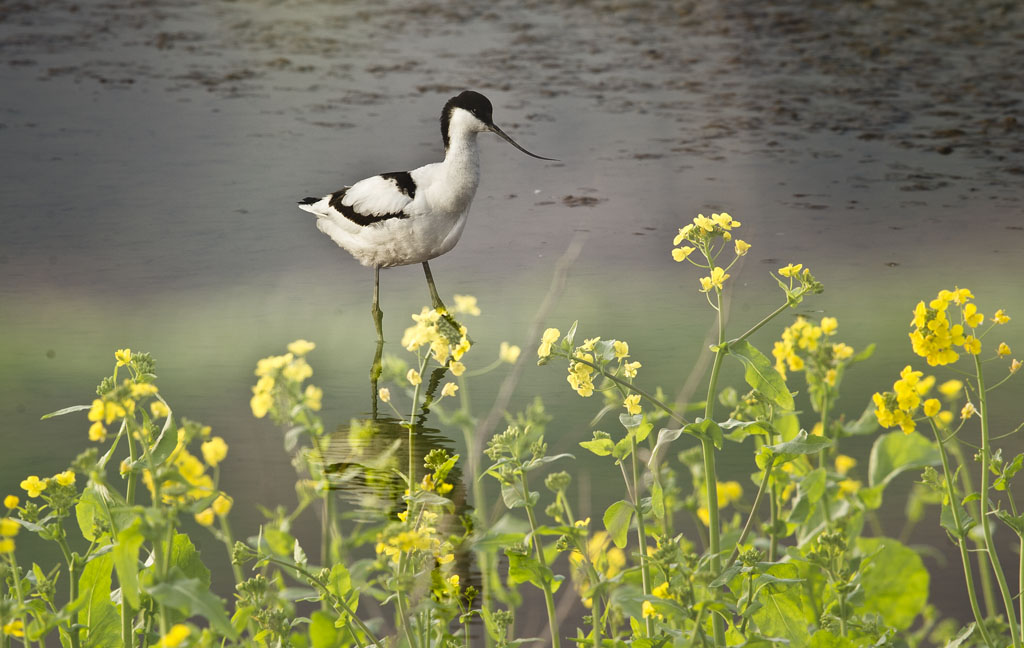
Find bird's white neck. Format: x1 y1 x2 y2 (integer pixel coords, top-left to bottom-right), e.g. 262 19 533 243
440 127 481 201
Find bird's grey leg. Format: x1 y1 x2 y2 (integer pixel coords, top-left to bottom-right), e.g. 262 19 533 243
422 261 447 312
371 266 384 343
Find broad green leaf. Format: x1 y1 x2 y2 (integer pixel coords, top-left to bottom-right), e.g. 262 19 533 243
76 486 106 543
762 430 832 467
868 431 939 488
995 510 1024 536
857 537 928 629
728 340 794 410
506 551 561 592
500 483 537 509
619 413 652 443
580 435 615 456
148 568 237 638
309 610 339 648
77 553 120 648
41 404 92 419
112 519 144 610
523 453 574 471
749 563 811 643
945 623 975 648
799 468 827 504
683 418 724 449
650 481 664 520
265 527 296 557
603 500 634 548
808 630 856 647
167 533 210 587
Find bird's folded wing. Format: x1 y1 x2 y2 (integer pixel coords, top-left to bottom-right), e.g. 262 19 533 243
343 174 415 218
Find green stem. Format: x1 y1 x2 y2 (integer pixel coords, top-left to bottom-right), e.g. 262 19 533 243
974 355 1022 648
725 458 774 569
948 438 998 616
6 552 33 648
122 429 139 648
54 533 81 648
702 287 727 648
931 424 993 646
687 604 708 647
631 436 653 637
520 474 560 648
567 355 687 425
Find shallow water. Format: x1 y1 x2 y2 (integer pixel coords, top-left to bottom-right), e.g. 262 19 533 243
2 0 1023 632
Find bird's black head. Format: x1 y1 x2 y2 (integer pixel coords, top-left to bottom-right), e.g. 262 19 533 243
440 90 494 149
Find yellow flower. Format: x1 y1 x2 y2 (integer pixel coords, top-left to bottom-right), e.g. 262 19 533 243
734 239 750 256
438 552 455 565
811 422 824 437
623 394 642 415
824 368 837 386
448 361 466 377
673 227 690 245
641 600 660 620
923 398 941 417
832 343 854 361
699 267 730 293
939 379 962 398
54 470 75 487
0 518 20 537
130 382 158 398
963 335 981 355
574 517 591 528
672 246 695 262
1012 359 1022 374
453 294 481 316
304 384 323 411
717 481 743 507
778 263 803 278
441 382 459 398
613 340 630 359
961 402 977 420
212 494 233 516
963 303 984 328
89 421 107 443
201 437 228 467
287 339 316 356
379 388 391 403
992 309 1011 324
652 581 671 599
2 620 24 637
711 212 740 230
538 327 561 358
997 342 1011 357
4 495 18 509
0 538 14 554
20 476 47 498
406 368 422 386
820 317 838 335
250 391 273 419
499 342 521 364
834 455 857 476
115 348 132 366
696 507 710 526
623 361 641 378
194 508 215 527
150 400 170 418
157 624 191 648
838 479 861 497
693 214 715 232
282 358 313 382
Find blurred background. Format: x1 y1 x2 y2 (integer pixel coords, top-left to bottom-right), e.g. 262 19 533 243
2 0 1022 630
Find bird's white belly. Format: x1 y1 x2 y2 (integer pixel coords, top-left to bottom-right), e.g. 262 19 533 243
316 203 469 268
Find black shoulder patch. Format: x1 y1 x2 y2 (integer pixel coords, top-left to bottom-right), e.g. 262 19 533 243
328 189 409 227
380 171 417 199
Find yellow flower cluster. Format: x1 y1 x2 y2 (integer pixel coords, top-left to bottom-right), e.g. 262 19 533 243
143 434 215 505
568 353 596 397
156 624 190 648
697 480 743 526
251 341 321 419
872 365 937 434
772 316 850 381
537 327 560 358
195 494 232 527
2 620 24 638
671 213 749 293
401 307 472 373
908 288 995 366
0 516 19 554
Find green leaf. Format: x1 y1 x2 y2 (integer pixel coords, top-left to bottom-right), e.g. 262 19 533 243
728 340 794 410
580 436 615 457
500 483 537 509
683 418 724 449
807 630 856 647
265 527 296 557
563 321 579 348
799 468 827 504
75 486 106 543
506 552 560 592
763 430 832 466
856 537 928 629
148 568 238 638
603 500 635 548
309 610 339 648
840 400 880 436
168 534 210 587
619 413 652 443
868 431 939 488
944 623 975 648
112 519 144 610
749 563 811 643
77 553 121 648
41 404 92 419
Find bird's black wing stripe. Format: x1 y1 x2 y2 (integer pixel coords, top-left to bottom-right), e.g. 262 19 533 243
380 171 417 199
328 189 409 227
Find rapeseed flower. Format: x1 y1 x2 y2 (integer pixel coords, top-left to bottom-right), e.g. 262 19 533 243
961 402 977 420
200 437 228 467
0 518 20 537
4 495 18 509
699 266 730 293
20 476 47 498
538 327 561 358
115 348 132 367
834 455 856 476
378 388 391 403
998 342 1012 357
778 263 803 278
406 369 422 386
623 360 641 378
287 339 316 356
499 342 521 364
212 494 232 516
2 620 24 637
304 384 323 411
156 624 190 648
453 294 481 316
993 309 1011 324
672 246 695 262
150 401 170 418
53 470 75 487
734 239 751 256
440 382 458 398
923 398 941 417
623 394 642 415
939 379 962 398
194 508 215 527
448 360 466 377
